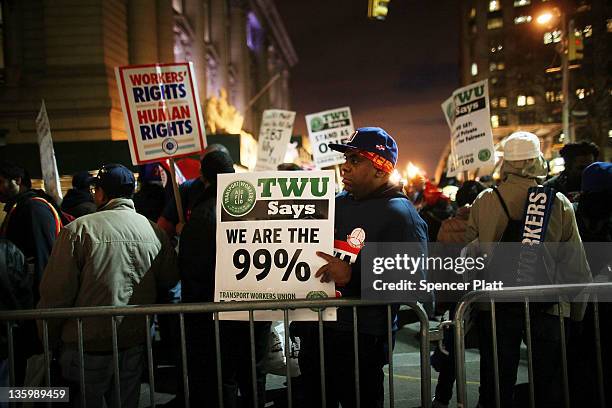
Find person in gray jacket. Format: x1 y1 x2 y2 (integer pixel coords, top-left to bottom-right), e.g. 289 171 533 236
39 163 179 408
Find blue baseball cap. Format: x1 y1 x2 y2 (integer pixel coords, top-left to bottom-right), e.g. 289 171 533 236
582 162 612 193
93 163 136 198
329 127 398 168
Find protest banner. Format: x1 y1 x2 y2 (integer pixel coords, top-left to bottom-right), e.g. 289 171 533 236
306 106 354 168
255 109 296 171
35 100 62 204
115 62 207 165
116 62 207 223
215 170 337 321
441 79 495 174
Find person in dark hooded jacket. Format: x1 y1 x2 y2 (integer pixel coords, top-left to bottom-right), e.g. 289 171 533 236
0 161 63 385
180 150 271 407
60 171 96 218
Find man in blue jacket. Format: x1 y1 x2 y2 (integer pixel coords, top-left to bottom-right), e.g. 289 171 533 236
298 127 428 407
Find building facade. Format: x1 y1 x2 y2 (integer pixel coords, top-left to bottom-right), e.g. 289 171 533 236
0 0 297 174
459 0 610 160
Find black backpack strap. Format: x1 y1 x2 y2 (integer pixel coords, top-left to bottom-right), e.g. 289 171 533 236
492 187 512 220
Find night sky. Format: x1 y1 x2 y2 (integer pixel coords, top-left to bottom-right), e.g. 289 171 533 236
274 0 460 176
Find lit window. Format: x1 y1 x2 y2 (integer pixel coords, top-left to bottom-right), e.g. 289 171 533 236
517 95 527 106
490 62 497 72
499 97 508 108
544 30 562 44
514 15 532 24
608 129 612 139
545 91 555 102
470 8 476 19
490 44 503 53
584 25 593 37
488 18 504 29
491 115 500 128
497 62 505 70
491 97 499 108
576 88 585 99
607 20 612 33
491 77 499 85
489 1 501 12
471 63 478 76
514 0 530 6
526 96 535 105
247 12 264 52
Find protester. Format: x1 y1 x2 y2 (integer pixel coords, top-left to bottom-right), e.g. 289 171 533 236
297 127 428 407
575 162 612 272
466 131 591 408
157 143 231 237
544 140 599 201
0 237 28 391
179 150 270 407
568 161 612 407
0 161 64 302
431 180 484 408
419 181 454 242
133 163 169 222
38 163 179 408
60 171 96 218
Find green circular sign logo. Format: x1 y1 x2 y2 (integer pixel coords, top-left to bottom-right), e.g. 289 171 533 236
478 149 492 162
306 290 328 312
222 180 256 217
310 117 324 132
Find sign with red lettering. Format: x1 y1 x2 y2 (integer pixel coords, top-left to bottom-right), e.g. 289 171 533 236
115 62 207 164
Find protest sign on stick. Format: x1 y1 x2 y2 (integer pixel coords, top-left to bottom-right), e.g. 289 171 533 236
35 100 62 204
116 62 207 224
441 80 495 177
306 107 354 169
255 109 296 171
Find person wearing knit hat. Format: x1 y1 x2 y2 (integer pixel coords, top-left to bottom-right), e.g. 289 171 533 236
569 161 612 406
575 161 612 271
61 170 97 218
297 127 428 407
157 144 234 238
467 131 591 408
178 149 269 407
199 149 235 185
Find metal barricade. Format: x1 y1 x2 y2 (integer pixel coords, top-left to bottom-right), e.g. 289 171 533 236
453 282 612 408
0 299 432 408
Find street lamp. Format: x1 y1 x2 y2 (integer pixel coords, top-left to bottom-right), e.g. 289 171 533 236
535 8 573 143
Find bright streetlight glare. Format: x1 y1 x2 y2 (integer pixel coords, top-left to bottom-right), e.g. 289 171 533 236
536 12 554 25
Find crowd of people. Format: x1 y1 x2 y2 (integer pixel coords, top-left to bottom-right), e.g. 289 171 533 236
0 128 610 408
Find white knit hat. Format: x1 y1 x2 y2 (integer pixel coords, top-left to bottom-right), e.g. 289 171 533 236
503 131 542 161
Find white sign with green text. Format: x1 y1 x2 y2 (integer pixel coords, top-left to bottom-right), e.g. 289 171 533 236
442 79 495 174
306 107 354 168
215 170 337 320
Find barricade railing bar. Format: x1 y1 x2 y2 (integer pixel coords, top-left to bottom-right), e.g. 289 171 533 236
0 298 431 408
453 282 612 408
